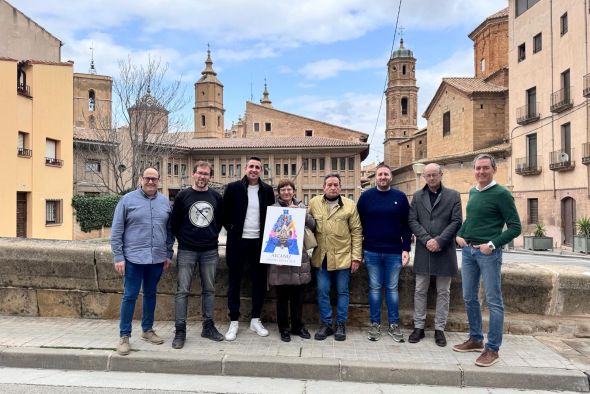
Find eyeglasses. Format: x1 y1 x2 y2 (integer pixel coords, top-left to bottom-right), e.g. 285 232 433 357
195 171 210 177
142 176 160 183
423 173 440 178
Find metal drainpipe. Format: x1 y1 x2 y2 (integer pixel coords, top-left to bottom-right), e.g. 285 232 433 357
585 0 590 197
550 0 556 200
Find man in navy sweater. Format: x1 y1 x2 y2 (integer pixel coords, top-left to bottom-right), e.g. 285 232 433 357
357 164 412 342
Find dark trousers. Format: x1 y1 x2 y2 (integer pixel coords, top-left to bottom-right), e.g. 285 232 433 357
227 238 268 321
276 284 304 331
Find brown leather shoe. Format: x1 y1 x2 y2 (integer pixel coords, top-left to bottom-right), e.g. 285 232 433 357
452 337 484 353
475 349 500 367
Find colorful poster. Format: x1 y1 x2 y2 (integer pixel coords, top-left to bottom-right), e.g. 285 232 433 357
260 206 306 266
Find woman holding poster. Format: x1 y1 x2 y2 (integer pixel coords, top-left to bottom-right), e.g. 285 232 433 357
268 179 315 342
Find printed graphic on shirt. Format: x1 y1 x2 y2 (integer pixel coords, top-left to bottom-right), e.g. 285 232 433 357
189 201 214 228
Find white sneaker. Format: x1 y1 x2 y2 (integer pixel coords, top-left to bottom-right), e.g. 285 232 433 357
225 321 239 341
249 318 269 337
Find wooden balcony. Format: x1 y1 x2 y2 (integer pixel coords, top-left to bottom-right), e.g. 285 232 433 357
549 149 575 171
516 103 540 125
515 156 542 176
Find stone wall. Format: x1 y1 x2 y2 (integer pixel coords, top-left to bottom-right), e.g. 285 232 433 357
0 238 589 337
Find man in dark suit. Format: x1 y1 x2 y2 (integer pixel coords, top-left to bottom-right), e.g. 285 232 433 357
408 163 462 347
222 157 275 341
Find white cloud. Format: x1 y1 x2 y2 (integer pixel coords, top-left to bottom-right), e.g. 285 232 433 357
300 58 384 80
15 0 507 60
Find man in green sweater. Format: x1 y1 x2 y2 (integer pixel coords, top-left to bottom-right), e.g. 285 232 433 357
453 153 521 367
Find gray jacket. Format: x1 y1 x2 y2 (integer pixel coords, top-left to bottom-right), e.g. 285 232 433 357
268 199 315 286
408 184 462 276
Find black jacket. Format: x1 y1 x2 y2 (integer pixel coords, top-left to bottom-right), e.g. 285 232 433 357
408 184 462 276
222 176 275 262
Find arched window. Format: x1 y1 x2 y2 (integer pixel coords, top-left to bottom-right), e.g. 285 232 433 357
217 115 221 127
88 90 95 112
201 115 206 127
401 97 408 115
402 65 406 75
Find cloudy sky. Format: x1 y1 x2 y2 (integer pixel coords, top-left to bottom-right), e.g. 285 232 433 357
14 0 507 163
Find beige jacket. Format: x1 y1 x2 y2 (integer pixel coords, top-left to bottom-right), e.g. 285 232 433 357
308 195 363 271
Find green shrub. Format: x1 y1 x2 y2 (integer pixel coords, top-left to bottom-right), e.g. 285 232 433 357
577 216 590 237
72 194 121 233
533 223 546 237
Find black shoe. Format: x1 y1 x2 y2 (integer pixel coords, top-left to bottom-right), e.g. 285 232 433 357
314 323 334 340
334 322 346 341
172 329 186 349
293 326 311 339
434 330 447 347
408 328 425 344
280 328 291 342
201 321 224 342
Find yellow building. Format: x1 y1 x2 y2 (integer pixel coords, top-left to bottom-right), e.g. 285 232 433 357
509 0 590 247
0 1 74 240
1 58 74 239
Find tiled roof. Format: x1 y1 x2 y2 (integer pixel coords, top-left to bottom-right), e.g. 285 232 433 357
487 7 508 20
469 7 508 39
73 128 116 144
443 78 507 94
172 134 369 150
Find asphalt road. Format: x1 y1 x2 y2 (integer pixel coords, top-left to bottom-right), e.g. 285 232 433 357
0 368 583 394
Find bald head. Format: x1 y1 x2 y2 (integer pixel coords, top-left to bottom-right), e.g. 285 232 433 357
422 163 443 191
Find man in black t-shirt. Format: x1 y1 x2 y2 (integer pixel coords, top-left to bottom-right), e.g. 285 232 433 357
171 161 223 348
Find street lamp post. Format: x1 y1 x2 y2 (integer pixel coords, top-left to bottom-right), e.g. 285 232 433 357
412 163 425 191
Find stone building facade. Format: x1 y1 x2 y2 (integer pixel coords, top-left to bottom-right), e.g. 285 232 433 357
390 8 510 213
73 50 369 206
509 0 590 247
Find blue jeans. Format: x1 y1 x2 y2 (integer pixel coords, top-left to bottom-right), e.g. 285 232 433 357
364 250 402 324
316 267 350 325
175 248 218 328
461 246 504 352
119 261 164 337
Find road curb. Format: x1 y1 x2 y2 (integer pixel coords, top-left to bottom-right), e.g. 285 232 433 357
0 346 588 391
463 364 590 392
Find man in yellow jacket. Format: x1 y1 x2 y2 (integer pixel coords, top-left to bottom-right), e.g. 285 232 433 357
308 173 363 341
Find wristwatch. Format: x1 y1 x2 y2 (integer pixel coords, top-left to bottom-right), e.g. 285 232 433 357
487 241 496 250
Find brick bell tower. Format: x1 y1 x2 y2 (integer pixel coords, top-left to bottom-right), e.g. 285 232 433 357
383 38 418 169
193 46 225 138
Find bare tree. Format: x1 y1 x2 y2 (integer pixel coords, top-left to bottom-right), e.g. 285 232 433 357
75 56 188 194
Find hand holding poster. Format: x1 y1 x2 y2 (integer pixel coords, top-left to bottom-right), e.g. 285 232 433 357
260 206 306 266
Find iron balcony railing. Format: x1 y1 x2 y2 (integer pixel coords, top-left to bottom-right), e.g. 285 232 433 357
516 103 540 125
45 157 64 167
550 87 573 113
515 156 542 175
17 147 32 157
584 74 590 98
549 148 575 171
582 142 590 165
17 82 31 97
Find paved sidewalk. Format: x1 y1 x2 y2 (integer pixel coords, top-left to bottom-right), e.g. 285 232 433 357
0 316 588 392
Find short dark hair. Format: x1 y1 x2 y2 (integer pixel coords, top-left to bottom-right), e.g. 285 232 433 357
193 161 213 176
375 163 392 173
473 153 497 169
323 173 341 185
248 156 262 163
276 179 295 192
